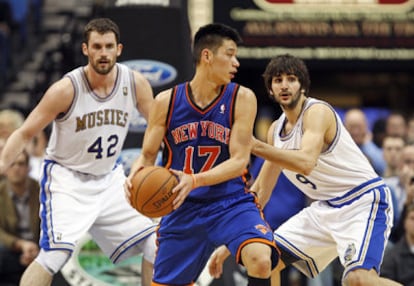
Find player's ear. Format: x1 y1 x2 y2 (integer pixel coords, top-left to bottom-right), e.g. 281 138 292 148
202 49 212 63
117 43 123 57
81 43 88 56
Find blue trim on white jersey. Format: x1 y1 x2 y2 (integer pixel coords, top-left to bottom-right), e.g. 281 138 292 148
327 177 385 207
39 160 76 252
110 224 157 263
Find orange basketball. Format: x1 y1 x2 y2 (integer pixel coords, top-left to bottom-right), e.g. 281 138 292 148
130 166 178 218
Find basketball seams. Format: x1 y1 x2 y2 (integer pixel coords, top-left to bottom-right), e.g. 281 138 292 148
140 175 176 214
130 166 178 218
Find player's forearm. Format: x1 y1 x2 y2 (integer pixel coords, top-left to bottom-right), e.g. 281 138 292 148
0 130 31 172
194 156 249 188
252 139 315 175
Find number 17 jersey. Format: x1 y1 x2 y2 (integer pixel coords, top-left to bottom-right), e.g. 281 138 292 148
163 82 249 200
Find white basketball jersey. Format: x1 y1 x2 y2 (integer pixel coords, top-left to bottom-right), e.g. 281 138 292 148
274 98 378 201
46 63 137 176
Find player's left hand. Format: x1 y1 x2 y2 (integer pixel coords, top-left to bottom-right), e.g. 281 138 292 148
169 169 196 210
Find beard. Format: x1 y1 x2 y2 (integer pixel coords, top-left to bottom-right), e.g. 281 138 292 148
91 58 116 75
278 89 302 110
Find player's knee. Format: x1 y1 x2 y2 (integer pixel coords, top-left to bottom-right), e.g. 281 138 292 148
245 253 272 278
35 249 71 275
343 269 371 286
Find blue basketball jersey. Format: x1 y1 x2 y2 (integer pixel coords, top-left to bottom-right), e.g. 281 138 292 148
162 82 249 200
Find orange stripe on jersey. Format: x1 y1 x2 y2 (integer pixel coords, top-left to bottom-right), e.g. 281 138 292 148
228 83 239 128
166 86 178 128
163 87 178 169
163 137 173 169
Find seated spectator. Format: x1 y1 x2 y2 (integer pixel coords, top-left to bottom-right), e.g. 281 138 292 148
0 150 40 285
387 143 414 242
0 109 47 181
382 135 405 178
385 111 407 139
0 109 24 140
344 108 386 175
381 203 414 286
406 113 414 145
372 117 387 149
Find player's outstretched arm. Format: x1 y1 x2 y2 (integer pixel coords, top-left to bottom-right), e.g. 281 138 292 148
0 78 74 173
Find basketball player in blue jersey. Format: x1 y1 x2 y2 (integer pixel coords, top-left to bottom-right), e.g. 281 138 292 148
209 54 402 286
125 23 279 286
0 18 157 286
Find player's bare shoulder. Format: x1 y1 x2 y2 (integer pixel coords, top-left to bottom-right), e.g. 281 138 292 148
147 88 173 124
41 77 75 115
304 102 336 125
234 85 257 117
237 85 257 102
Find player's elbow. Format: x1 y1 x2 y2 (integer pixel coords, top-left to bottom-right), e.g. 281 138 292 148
233 157 250 176
297 160 316 176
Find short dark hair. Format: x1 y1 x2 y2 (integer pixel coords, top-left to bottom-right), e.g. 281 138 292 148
192 23 242 64
83 18 120 45
262 54 311 99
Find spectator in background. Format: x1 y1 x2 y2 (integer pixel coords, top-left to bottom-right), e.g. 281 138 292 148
406 114 414 144
385 144 414 243
0 109 24 140
0 150 40 285
0 109 47 181
385 111 407 139
381 203 414 286
344 108 386 175
372 117 387 149
382 135 405 178
386 143 414 243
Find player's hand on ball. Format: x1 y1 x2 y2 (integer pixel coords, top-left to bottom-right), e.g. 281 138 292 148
124 166 144 204
208 245 231 278
169 169 197 210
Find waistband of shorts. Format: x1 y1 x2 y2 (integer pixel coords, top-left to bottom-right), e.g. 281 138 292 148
43 159 116 180
327 177 386 207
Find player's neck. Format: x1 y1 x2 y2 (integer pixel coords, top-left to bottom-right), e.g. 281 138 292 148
283 97 307 125
189 77 223 107
84 65 118 98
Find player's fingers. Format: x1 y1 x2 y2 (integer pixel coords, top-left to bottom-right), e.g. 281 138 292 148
172 191 185 209
208 256 222 278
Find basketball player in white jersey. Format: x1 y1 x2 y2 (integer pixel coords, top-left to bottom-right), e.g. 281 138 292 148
0 18 157 286
209 54 402 286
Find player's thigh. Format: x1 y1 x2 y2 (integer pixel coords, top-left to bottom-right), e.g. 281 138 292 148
89 173 157 263
274 203 338 277
153 226 215 284
40 164 101 251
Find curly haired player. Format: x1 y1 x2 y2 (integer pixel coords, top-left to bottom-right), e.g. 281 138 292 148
209 54 402 286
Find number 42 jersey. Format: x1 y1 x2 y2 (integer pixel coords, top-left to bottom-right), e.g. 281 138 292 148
46 63 136 176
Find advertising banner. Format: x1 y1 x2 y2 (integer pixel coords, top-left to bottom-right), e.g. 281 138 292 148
213 0 414 63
